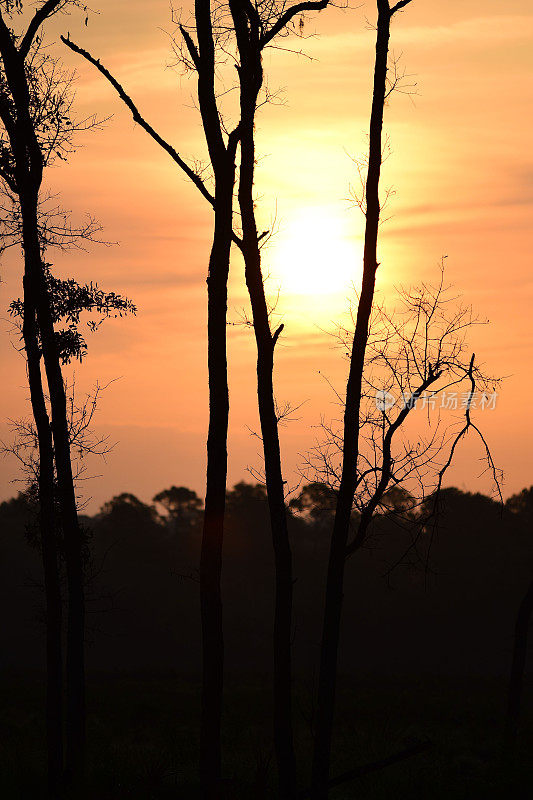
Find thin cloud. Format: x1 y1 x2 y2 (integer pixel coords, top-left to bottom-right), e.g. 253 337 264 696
308 14 533 58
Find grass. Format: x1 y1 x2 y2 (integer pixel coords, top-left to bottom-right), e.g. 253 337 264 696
0 671 532 798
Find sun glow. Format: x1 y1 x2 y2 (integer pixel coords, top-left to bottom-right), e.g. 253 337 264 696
269 205 362 298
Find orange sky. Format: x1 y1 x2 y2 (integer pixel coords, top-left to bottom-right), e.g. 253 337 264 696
1 0 532 512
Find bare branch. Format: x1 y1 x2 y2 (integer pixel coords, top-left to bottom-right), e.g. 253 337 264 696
262 0 330 47
179 23 201 70
390 0 413 16
20 0 63 59
60 35 216 209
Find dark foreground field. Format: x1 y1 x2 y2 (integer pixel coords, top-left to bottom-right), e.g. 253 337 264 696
2 487 533 797
1 672 532 799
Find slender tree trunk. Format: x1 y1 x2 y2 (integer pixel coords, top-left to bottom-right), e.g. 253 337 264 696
311 5 395 797
40 310 86 788
47 363 86 790
239 136 297 800
0 21 81 792
60 10 239 791
239 175 297 800
194 4 229 794
504 576 533 755
192 1 244 792
22 269 64 796
230 4 297 792
200 179 234 799
20 187 86 788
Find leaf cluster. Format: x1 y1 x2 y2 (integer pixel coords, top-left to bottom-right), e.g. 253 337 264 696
9 265 136 363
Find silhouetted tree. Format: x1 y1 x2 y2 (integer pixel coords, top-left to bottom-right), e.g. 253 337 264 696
62 16 240 794
63 4 331 794
0 3 133 792
228 3 329 793
0 3 83 791
506 487 533 518
226 480 267 510
290 483 337 520
153 486 203 530
309 4 414 791
308 2 499 796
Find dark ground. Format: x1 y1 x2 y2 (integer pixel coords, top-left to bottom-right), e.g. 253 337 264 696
1 671 532 798
2 484 533 797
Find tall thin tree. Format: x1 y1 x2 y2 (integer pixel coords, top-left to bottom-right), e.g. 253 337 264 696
63 11 240 793
0 1 89 787
64 5 331 794
0 4 132 791
228 2 328 795
310 3 415 796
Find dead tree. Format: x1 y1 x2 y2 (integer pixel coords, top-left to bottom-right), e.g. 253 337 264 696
307 2 497 796
310 7 415 792
228 2 329 795
308 273 501 795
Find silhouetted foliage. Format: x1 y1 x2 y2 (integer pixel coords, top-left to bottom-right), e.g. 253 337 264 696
2 480 530 678
153 486 203 530
289 483 337 519
9 269 135 364
506 486 533 518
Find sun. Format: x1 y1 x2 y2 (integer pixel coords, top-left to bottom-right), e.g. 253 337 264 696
268 205 362 298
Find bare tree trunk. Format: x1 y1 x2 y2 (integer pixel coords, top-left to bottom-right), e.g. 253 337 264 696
230 3 297 794
504 576 533 755
61 4 327 794
192 2 241 792
200 190 234 798
45 351 86 790
61 11 239 791
311 4 403 796
22 265 64 795
239 151 297 800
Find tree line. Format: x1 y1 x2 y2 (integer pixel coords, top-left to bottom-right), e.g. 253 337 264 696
1 481 532 681
2 484 533 760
